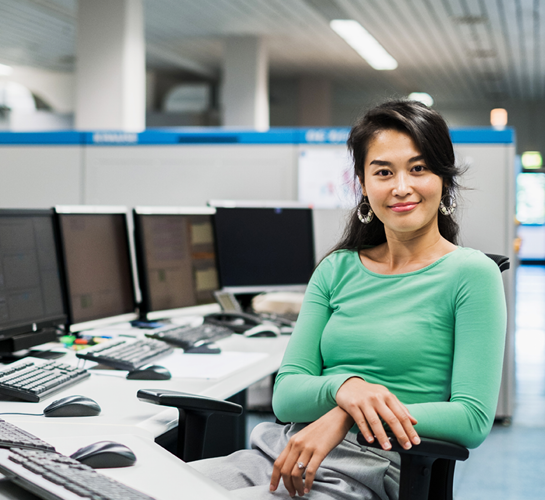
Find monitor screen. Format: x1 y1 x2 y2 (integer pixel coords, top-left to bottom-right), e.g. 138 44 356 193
55 208 137 331
212 205 315 293
133 208 220 319
0 209 66 347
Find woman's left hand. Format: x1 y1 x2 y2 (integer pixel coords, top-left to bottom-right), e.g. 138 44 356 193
269 406 353 497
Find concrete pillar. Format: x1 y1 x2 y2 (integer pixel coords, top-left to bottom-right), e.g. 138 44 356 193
222 37 269 130
75 0 145 131
298 78 332 127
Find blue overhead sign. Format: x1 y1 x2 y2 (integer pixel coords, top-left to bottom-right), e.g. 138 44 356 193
0 127 515 146
0 131 83 145
450 128 515 144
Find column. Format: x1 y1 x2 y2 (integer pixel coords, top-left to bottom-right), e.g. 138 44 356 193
75 0 145 131
298 78 332 127
222 37 269 130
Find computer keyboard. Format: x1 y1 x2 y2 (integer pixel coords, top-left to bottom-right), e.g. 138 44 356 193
145 323 234 350
0 419 56 452
0 359 90 403
76 338 174 371
0 448 156 500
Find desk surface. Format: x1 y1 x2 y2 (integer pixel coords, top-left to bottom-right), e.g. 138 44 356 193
0 332 290 500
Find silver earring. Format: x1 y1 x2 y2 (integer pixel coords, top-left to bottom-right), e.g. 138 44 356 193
357 197 374 224
439 195 457 216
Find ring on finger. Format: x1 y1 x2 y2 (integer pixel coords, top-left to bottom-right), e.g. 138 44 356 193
297 462 307 470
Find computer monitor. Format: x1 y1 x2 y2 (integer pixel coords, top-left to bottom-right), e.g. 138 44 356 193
54 207 138 332
210 202 315 294
133 207 221 320
0 209 67 354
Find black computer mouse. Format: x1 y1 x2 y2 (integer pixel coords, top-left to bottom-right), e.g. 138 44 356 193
126 364 172 380
70 441 136 468
43 395 101 417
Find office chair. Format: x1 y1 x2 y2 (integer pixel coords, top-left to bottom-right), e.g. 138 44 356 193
359 253 510 500
137 389 243 462
138 253 510 500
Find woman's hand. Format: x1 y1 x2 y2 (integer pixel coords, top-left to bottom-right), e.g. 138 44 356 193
335 377 420 451
269 406 353 497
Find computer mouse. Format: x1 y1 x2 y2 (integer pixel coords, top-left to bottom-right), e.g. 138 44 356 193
243 324 281 338
70 441 136 468
185 341 221 354
43 395 101 417
126 364 172 380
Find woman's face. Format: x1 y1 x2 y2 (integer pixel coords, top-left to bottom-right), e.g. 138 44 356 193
361 129 443 239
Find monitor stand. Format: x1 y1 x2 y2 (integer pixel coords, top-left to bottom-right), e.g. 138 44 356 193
0 327 61 362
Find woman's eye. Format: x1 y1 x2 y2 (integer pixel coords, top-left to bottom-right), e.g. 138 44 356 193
412 165 426 172
376 169 391 176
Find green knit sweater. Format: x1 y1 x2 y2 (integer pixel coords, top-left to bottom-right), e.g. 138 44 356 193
272 247 507 448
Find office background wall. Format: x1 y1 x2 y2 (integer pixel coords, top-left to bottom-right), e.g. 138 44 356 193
0 128 515 258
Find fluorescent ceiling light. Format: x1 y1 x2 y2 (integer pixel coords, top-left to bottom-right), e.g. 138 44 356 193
409 92 434 107
330 19 398 70
0 63 13 76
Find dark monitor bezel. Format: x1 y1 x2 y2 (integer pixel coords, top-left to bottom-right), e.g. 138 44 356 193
0 208 68 344
133 206 221 321
209 202 315 294
54 206 139 332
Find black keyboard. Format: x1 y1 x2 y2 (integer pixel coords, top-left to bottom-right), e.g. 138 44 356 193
145 323 233 350
0 359 90 403
0 419 55 452
76 338 174 371
0 448 156 500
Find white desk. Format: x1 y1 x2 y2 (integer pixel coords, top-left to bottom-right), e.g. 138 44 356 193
3 431 236 500
0 334 291 499
2 335 290 436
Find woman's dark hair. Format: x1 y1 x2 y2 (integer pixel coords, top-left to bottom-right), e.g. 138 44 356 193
333 99 462 252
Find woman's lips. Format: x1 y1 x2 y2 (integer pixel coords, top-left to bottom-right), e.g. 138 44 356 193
390 202 419 213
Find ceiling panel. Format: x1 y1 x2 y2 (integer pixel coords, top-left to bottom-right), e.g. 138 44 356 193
0 0 542 105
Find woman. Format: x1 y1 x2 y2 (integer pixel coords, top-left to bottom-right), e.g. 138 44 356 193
191 100 507 500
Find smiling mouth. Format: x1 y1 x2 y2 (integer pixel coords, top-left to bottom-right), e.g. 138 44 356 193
389 202 419 213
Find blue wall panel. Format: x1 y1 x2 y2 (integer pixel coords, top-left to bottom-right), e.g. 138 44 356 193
0 127 515 146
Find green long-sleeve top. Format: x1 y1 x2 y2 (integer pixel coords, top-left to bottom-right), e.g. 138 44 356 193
272 247 507 449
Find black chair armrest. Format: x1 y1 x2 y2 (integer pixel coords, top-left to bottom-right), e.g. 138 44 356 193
357 433 468 500
357 433 469 461
137 389 243 414
137 389 243 462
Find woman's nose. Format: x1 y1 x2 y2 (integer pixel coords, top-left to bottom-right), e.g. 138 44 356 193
393 173 412 196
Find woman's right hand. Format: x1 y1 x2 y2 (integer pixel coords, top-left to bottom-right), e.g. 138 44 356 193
335 377 420 451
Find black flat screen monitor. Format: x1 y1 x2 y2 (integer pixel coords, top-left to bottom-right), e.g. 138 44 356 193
0 209 66 353
211 204 315 293
55 207 138 332
133 207 220 320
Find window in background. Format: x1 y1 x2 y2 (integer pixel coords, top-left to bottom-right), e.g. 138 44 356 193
517 173 545 225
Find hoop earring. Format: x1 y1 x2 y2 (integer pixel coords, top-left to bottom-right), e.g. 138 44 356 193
357 197 374 224
439 195 457 216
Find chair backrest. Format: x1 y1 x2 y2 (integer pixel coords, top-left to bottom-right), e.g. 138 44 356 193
485 253 510 273
364 252 510 500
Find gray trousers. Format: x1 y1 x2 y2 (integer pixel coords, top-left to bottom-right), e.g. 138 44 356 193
190 422 400 500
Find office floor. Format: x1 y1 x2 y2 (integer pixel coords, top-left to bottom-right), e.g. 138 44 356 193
247 264 545 499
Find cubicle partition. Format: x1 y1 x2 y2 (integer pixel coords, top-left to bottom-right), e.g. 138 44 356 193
0 132 83 208
0 126 516 420
450 129 517 423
